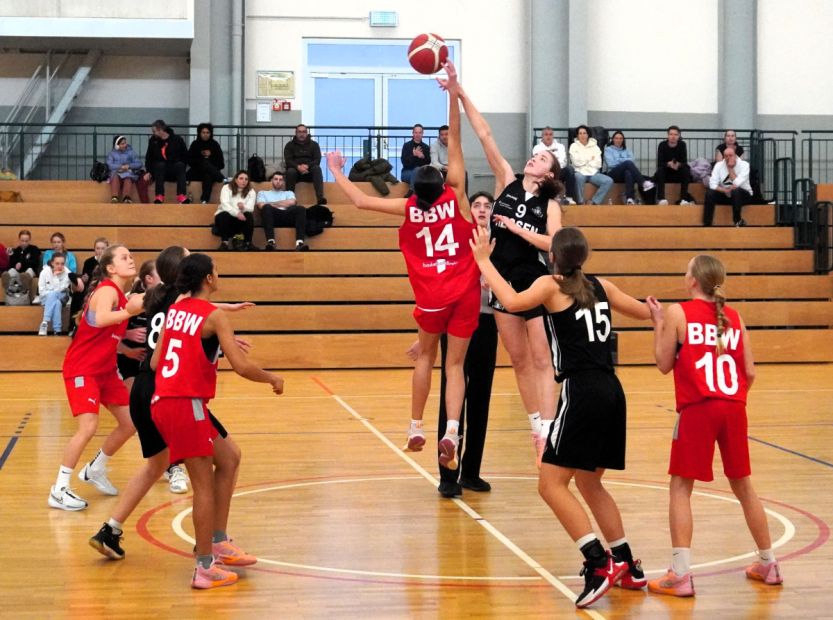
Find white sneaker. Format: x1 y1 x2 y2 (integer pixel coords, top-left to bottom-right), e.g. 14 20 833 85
78 462 119 496
626 198 636 205
48 485 88 511
166 464 189 494
32 295 41 304
642 180 655 191
38 321 48 336
680 199 694 205
658 199 669 206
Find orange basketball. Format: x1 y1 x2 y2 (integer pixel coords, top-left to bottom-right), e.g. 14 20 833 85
407 33 448 74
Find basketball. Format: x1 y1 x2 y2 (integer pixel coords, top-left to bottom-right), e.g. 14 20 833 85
407 33 448 74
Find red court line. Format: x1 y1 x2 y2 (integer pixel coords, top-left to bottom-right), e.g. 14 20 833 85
310 375 334 396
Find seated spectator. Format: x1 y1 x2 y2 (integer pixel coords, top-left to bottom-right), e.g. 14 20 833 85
42 232 78 274
714 129 745 162
656 125 696 205
188 122 226 203
400 123 431 189
144 119 190 204
70 237 109 334
2 229 41 302
533 126 576 204
107 135 147 203
284 124 326 205
604 131 655 205
256 170 309 252
214 170 257 251
37 252 83 336
569 124 613 205
430 125 450 178
704 147 752 227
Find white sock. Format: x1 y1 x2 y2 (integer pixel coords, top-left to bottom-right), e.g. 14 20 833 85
576 533 597 550
55 465 73 490
528 412 541 434
89 449 110 471
758 548 776 564
445 420 460 437
107 518 124 535
409 419 423 429
608 536 628 549
538 419 554 439
671 547 691 575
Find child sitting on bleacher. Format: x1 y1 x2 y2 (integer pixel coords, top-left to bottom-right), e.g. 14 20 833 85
37 252 83 336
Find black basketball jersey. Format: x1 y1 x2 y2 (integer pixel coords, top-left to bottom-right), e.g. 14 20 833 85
545 275 614 381
139 286 180 373
491 177 549 275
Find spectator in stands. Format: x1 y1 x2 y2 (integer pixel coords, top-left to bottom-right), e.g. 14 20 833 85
400 123 431 189
107 136 146 203
533 126 577 204
214 170 257 251
37 252 83 336
430 125 450 178
144 119 190 205
2 229 41 302
188 122 226 203
704 147 752 227
714 129 745 162
256 170 309 252
569 125 613 205
284 124 326 205
656 125 696 205
42 232 77 274
70 237 109 334
604 131 655 205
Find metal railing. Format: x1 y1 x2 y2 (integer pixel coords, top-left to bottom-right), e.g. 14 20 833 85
0 123 445 181
813 201 833 273
801 130 833 183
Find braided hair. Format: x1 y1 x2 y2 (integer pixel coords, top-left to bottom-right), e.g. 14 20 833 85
690 254 731 353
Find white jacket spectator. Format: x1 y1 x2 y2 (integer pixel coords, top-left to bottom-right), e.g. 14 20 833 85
215 182 256 217
569 136 603 176
38 263 71 296
709 158 752 194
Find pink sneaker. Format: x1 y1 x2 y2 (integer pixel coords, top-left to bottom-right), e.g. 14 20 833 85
647 569 695 597
404 426 426 452
746 560 783 585
212 539 257 566
438 434 459 469
191 561 239 589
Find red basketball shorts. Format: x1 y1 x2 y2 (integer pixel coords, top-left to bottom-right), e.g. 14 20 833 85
413 286 480 339
151 396 219 464
669 399 751 482
64 372 129 417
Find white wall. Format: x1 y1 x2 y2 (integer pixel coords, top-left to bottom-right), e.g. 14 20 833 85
586 0 718 114
244 0 528 114
758 0 833 116
0 0 190 19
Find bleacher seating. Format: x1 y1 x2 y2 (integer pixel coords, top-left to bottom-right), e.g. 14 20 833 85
1 180 832 371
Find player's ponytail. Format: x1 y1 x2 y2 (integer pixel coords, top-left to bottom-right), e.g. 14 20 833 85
535 151 566 203
550 227 596 310
412 165 445 211
130 259 156 294
144 246 187 314
175 253 214 296
690 254 731 353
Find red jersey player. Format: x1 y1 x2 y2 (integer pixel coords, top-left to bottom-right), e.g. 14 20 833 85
325 61 479 472
646 254 783 596
49 244 144 511
150 253 283 589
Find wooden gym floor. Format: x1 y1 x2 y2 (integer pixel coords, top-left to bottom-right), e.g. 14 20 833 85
0 364 831 619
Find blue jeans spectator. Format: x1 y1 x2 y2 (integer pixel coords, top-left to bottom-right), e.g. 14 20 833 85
574 172 614 205
607 160 648 201
400 167 417 186
42 290 67 332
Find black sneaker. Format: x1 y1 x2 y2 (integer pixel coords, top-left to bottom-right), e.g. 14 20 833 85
437 480 462 498
317 197 327 205
575 553 627 608
89 523 125 560
153 198 163 204
180 198 192 205
735 218 747 227
218 240 230 251
244 242 260 252
459 476 491 492
264 240 276 252
295 242 310 252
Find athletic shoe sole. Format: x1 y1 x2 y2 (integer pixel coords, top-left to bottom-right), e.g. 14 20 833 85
438 437 458 469
47 491 87 511
404 434 426 452
89 537 125 560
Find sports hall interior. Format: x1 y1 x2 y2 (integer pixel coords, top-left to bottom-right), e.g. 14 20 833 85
1 1 832 618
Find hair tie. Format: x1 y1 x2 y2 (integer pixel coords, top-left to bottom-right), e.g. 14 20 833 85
713 284 722 292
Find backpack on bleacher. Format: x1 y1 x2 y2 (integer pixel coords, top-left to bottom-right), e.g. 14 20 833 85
89 160 109 183
4 275 29 306
247 153 267 182
305 204 334 237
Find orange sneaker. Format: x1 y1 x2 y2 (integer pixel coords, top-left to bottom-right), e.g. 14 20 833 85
647 569 695 597
746 561 783 585
191 561 238 589
212 539 257 566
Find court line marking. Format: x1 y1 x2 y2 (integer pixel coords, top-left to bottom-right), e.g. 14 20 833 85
170 477 539 582
307 376 605 619
0 411 32 471
749 435 833 469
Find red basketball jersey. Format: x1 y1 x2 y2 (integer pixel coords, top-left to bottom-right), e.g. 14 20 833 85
673 299 749 411
398 185 479 309
154 297 219 399
62 279 129 378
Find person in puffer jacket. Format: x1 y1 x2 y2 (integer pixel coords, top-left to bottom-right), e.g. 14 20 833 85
569 125 613 205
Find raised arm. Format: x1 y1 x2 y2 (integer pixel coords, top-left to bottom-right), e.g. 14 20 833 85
442 62 471 222
600 278 650 320
325 152 406 216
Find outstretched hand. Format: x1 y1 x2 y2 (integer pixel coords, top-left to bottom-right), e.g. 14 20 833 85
468 226 495 262
224 302 255 312
492 213 522 236
435 60 459 92
326 151 346 174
